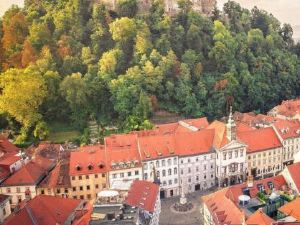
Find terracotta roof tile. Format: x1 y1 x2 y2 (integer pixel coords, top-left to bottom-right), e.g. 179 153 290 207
0 155 21 166
202 188 244 225
246 209 275 225
279 198 300 221
174 129 215 156
286 162 300 192
1 161 48 186
39 160 71 188
69 147 107 176
206 121 228 149
105 134 141 171
125 180 159 213
273 99 300 118
3 195 83 225
238 127 282 153
138 134 175 160
0 136 19 156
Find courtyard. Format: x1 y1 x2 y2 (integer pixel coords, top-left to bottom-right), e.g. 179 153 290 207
160 188 217 225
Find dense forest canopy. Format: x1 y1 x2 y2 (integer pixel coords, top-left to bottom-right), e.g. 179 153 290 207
0 0 300 143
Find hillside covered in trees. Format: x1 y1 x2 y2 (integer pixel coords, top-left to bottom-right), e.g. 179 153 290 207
0 0 300 144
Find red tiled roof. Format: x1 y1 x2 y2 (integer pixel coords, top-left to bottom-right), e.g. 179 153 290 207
273 99 300 118
182 117 209 129
72 202 93 225
279 198 300 221
0 136 19 156
0 155 21 166
1 161 47 186
31 156 55 171
226 175 287 205
202 188 244 225
236 123 255 133
138 134 175 161
273 120 300 139
39 160 71 188
206 121 228 149
234 112 256 126
238 127 282 153
202 175 287 225
0 166 10 181
69 147 107 176
3 195 83 225
125 180 159 213
174 129 214 156
246 209 275 225
286 162 300 192
105 134 141 170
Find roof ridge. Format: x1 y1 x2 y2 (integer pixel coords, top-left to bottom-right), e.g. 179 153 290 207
25 205 39 225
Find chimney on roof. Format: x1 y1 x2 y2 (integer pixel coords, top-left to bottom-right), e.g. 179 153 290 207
227 106 236 141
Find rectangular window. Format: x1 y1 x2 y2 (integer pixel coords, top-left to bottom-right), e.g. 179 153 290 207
135 170 139 175
120 173 124 178
3 208 6 216
102 173 106 178
16 187 20 193
79 176 82 180
128 172 132 177
95 184 99 189
80 195 84 200
112 174 117 178
86 175 89 179
7 188 10 193
79 186 83 191
87 194 91 199
87 185 90 190
73 187 76 191
95 174 98 178
72 176 75 180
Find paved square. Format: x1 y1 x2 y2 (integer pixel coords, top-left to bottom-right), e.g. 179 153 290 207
160 189 217 225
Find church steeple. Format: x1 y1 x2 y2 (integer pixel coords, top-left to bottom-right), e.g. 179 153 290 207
227 106 236 141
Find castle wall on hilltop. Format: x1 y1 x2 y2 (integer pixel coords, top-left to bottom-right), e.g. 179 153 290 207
98 0 216 16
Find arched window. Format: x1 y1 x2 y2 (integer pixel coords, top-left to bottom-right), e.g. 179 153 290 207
168 169 172 175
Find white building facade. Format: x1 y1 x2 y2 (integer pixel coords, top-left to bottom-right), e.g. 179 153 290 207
142 156 179 198
179 153 216 193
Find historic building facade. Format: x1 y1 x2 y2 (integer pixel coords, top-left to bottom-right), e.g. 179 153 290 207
213 109 248 187
69 148 108 200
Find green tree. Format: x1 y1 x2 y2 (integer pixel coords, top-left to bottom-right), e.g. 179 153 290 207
0 67 47 128
33 121 49 140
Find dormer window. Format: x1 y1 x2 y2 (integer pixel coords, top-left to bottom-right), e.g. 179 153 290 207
88 164 93 170
76 164 81 171
268 181 274 190
257 184 264 192
99 163 105 169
